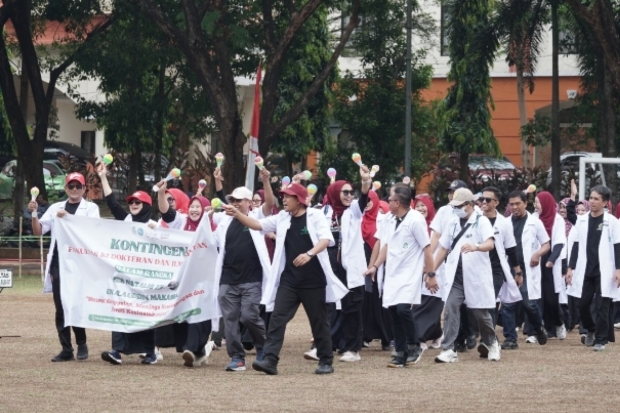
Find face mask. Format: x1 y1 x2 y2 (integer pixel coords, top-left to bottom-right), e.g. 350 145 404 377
454 207 468 219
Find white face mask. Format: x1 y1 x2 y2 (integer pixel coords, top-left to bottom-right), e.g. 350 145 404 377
454 207 468 219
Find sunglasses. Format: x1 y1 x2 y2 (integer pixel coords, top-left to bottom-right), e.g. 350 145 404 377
167 197 175 204
452 202 469 210
229 198 244 203
128 200 143 206
341 190 354 197
480 197 497 204
67 183 83 190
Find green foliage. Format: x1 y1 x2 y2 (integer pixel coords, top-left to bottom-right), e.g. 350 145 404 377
270 6 335 165
439 0 500 157
328 0 439 186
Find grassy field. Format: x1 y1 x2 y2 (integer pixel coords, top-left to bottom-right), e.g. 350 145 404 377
1 276 619 413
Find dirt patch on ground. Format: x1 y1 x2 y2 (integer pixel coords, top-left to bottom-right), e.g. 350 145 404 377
1 278 619 413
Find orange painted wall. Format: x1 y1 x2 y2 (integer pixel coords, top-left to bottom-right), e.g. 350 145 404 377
421 76 583 167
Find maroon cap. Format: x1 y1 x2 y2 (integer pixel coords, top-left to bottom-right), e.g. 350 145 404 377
65 172 85 185
279 183 308 206
126 190 152 206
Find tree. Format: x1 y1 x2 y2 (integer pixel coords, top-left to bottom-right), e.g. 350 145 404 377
0 0 112 214
133 0 361 189
495 0 549 169
439 0 500 181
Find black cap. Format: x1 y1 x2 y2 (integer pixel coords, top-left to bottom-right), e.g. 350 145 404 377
446 179 468 192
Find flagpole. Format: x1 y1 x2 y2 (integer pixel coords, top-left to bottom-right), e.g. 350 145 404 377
245 65 262 192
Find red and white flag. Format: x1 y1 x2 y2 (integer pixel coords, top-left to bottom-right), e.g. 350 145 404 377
245 65 262 191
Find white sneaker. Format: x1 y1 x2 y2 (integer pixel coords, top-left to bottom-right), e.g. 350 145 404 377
430 334 444 349
615 322 620 330
488 340 500 361
525 336 538 344
304 348 319 361
420 342 428 350
339 351 361 362
194 353 208 367
557 324 567 340
435 349 458 363
362 341 370 348
155 347 163 361
203 341 215 359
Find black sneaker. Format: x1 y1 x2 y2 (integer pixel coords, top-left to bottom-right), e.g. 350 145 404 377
77 344 88 360
584 332 595 347
536 327 548 345
315 364 334 375
252 359 278 375
387 352 407 368
101 350 122 365
466 336 478 350
454 341 468 353
501 340 519 350
406 346 424 365
51 351 75 362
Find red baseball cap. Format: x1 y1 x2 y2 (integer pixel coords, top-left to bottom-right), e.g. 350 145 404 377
279 183 308 206
126 190 152 206
65 172 85 186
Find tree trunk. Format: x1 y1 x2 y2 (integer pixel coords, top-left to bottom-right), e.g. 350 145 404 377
516 67 530 169
128 149 139 194
602 61 618 204
550 0 561 199
13 60 28 221
459 151 469 185
154 62 165 186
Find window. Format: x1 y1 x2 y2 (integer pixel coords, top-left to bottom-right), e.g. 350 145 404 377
440 5 450 56
81 131 96 155
559 29 577 55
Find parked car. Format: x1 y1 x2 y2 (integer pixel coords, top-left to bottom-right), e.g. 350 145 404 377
438 154 517 182
0 160 67 199
44 141 91 166
545 152 603 187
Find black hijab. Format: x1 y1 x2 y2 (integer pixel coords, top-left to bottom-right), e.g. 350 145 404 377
130 203 152 223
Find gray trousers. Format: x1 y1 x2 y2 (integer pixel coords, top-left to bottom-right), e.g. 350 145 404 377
218 282 266 359
442 281 496 351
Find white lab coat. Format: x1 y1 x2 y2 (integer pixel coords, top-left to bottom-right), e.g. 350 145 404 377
439 212 496 309
259 209 349 311
380 210 430 307
515 212 550 301
38 199 100 293
491 214 522 304
567 212 620 300
322 200 366 289
549 214 568 303
211 209 273 314
373 212 394 296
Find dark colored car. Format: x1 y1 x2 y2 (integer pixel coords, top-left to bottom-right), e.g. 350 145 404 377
439 154 517 182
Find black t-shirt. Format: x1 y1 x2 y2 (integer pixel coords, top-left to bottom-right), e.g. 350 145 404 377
585 213 604 278
50 201 81 268
488 217 505 283
512 214 528 273
220 219 263 285
280 213 327 289
454 218 468 286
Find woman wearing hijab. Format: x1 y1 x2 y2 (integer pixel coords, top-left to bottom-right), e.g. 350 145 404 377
311 167 371 363
97 164 158 365
157 180 214 367
412 195 444 349
558 198 573 237
361 191 393 350
535 191 568 339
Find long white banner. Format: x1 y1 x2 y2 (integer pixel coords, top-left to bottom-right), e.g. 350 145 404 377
55 214 219 333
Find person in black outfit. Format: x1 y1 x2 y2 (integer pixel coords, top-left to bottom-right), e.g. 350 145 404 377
567 185 620 350
97 164 158 365
224 183 344 375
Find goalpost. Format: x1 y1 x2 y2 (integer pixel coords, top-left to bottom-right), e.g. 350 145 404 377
578 157 620 201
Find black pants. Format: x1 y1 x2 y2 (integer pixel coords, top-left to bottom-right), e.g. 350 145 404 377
265 286 333 366
328 247 363 353
540 253 563 334
579 275 612 345
51 265 86 353
489 270 504 327
173 321 212 357
388 304 418 358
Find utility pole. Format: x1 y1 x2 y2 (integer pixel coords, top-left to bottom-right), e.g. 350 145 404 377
404 0 413 177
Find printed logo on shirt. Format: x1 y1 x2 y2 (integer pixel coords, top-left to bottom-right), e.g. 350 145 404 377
301 226 309 235
597 223 603 232
465 234 472 238
243 226 250 232
403 243 409 249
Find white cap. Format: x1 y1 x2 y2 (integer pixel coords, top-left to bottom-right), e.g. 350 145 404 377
226 187 253 202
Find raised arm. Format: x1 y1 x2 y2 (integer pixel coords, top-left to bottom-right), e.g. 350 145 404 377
97 164 113 197
259 168 275 217
157 180 171 214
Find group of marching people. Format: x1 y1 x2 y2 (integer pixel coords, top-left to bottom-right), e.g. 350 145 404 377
27 160 620 374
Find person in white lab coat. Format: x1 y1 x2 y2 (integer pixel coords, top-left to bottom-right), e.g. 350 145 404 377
498 191 550 348
431 188 500 363
534 191 568 339
567 185 620 351
479 187 523 328
29 172 100 362
365 184 434 368
223 183 348 375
